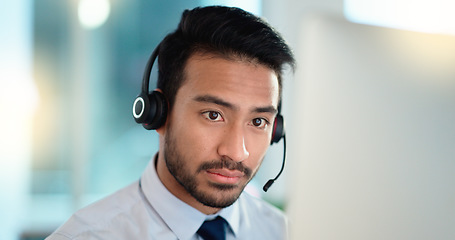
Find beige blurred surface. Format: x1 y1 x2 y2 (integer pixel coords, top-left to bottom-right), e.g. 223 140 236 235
287 14 455 240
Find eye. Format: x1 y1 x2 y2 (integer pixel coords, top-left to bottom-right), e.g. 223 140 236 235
202 111 224 122
251 118 269 129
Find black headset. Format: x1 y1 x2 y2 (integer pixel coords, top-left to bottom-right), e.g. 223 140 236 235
132 45 168 130
132 44 286 192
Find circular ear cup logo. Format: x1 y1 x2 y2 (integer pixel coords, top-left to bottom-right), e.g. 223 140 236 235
133 97 145 119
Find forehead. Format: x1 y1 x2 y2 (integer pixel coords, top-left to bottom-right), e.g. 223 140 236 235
178 52 280 107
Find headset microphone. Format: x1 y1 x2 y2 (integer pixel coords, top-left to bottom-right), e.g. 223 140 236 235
263 116 287 192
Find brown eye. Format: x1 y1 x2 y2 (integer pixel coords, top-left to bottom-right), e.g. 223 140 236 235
253 118 262 126
252 118 268 128
208 111 219 120
202 111 223 122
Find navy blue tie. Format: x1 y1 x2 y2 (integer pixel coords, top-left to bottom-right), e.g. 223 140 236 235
197 216 226 240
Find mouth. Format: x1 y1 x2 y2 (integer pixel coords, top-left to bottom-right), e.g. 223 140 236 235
205 168 244 185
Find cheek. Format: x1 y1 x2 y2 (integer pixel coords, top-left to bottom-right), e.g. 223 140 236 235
169 116 215 158
246 139 270 168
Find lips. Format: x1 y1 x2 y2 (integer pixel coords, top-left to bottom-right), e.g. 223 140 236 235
205 168 244 184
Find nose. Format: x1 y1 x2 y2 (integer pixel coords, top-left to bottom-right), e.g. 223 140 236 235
217 124 250 162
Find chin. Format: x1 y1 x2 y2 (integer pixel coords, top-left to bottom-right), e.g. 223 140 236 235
193 183 246 208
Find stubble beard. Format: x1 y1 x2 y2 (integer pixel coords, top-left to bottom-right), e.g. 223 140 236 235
163 127 256 209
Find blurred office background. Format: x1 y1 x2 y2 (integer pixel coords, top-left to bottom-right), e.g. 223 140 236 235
1 0 454 239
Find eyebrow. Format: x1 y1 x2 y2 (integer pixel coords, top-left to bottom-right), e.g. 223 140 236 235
194 95 235 109
254 106 278 115
193 94 278 115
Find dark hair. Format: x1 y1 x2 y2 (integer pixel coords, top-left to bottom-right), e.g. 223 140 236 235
157 6 295 110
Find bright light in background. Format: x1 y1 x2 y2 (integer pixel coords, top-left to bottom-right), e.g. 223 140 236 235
78 0 110 29
0 0 37 238
201 0 262 15
345 0 455 35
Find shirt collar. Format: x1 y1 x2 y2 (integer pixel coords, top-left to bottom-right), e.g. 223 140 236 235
141 154 240 239
219 200 240 236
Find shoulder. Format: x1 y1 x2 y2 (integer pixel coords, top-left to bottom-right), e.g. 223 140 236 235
47 182 151 240
236 192 288 239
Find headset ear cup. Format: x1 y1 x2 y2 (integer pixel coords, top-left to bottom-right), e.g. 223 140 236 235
142 91 168 130
271 114 285 144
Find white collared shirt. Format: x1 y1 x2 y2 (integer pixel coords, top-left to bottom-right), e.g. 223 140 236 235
46 157 288 240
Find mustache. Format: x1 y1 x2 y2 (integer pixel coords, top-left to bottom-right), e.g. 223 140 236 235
198 159 252 178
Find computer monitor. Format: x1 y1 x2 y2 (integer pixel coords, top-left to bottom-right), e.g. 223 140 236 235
287 14 455 240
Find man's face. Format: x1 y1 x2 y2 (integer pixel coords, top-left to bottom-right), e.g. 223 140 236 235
162 53 279 210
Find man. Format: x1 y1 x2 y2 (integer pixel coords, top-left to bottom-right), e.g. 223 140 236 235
47 5 294 240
